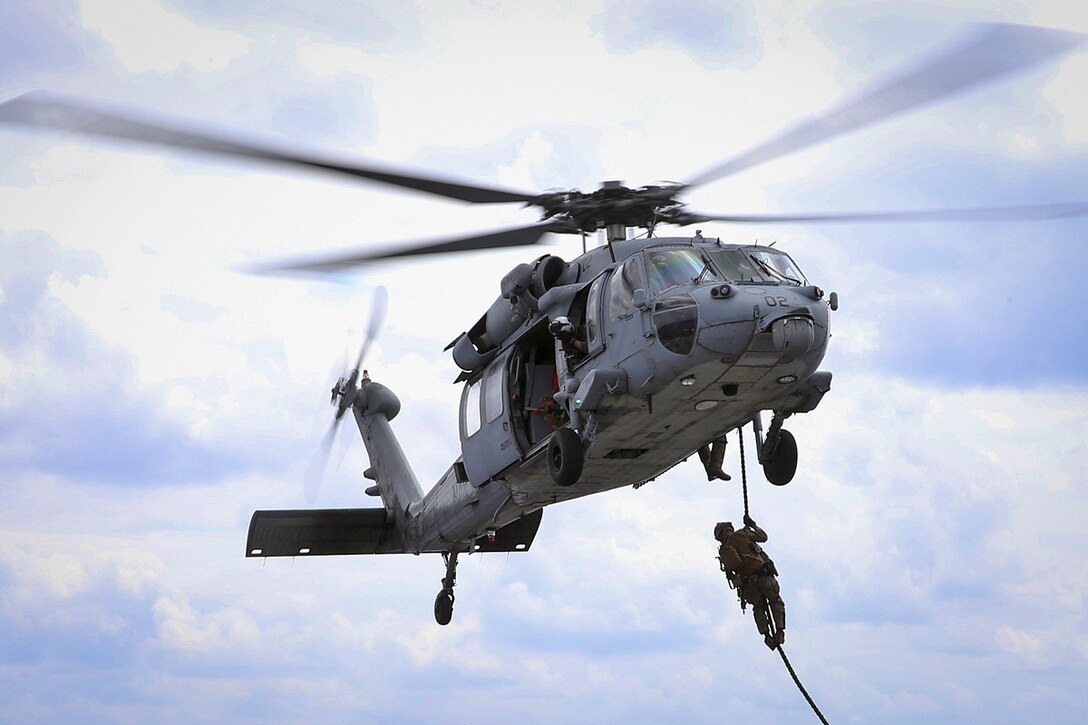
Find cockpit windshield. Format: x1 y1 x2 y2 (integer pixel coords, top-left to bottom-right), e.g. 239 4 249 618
709 247 807 286
645 248 717 293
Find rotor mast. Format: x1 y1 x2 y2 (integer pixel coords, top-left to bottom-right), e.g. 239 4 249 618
602 180 629 243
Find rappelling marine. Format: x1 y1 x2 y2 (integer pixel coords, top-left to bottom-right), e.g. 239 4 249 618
716 516 786 649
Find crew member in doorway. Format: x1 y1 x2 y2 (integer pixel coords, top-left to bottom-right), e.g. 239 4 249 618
715 516 786 649
699 437 731 481
549 315 586 359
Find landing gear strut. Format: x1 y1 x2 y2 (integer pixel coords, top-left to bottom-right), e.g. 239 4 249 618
434 551 459 626
753 412 798 486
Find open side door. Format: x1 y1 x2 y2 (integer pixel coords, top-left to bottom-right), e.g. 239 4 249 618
459 350 522 486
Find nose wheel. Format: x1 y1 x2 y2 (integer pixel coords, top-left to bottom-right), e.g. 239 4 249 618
434 551 459 626
547 427 585 486
754 412 798 486
762 428 797 486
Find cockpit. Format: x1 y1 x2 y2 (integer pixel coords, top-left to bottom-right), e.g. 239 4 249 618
638 245 809 296
582 242 812 360
646 248 717 293
708 246 807 286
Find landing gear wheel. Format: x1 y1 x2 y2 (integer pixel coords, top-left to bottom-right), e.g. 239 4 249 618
763 428 798 486
434 589 454 626
548 427 584 487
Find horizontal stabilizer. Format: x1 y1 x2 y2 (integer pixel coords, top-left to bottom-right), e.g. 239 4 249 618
247 507 404 557
246 507 545 557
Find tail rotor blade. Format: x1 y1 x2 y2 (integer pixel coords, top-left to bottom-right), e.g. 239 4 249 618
353 285 388 371
306 285 389 504
304 419 339 505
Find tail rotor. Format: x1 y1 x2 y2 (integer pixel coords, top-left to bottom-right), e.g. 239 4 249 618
304 286 388 503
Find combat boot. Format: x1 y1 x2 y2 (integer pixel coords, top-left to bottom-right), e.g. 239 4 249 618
709 440 731 481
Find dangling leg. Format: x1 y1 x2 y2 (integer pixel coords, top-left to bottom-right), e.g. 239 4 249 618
743 580 775 649
698 445 713 480
763 576 786 645
753 603 775 649
710 437 731 481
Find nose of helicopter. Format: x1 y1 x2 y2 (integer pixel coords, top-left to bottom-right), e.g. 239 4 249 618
771 315 815 358
692 282 829 363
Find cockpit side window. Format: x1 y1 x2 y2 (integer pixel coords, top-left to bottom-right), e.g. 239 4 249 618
646 248 713 293
608 256 645 319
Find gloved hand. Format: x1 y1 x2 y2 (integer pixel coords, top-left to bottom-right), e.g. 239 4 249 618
743 514 755 527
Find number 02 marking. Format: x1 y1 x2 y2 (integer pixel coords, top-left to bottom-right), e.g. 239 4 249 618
764 295 788 306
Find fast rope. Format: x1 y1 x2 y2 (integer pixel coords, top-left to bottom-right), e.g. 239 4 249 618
777 644 830 725
735 420 830 724
737 425 749 519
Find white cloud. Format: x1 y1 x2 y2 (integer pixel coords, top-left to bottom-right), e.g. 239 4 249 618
153 595 260 653
1039 53 1088 147
79 0 254 74
30 552 90 599
0 350 13 394
294 37 372 78
997 624 1044 657
496 130 556 191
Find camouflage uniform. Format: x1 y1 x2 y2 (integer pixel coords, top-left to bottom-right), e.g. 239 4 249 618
716 518 786 648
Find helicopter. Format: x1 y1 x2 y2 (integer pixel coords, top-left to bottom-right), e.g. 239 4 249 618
3 23 1084 626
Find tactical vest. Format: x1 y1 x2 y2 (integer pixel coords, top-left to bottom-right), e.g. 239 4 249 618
720 532 767 577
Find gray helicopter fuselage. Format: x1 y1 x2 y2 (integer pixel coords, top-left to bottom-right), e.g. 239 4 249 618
359 233 834 554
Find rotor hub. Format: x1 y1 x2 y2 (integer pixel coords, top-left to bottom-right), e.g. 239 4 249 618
534 182 690 233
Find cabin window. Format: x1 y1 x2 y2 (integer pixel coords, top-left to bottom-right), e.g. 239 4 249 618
585 273 607 354
462 378 482 437
608 256 645 319
484 359 505 423
646 248 714 294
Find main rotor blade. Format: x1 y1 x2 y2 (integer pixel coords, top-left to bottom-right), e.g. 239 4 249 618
0 93 538 204
691 201 1088 225
683 23 1086 189
248 220 567 274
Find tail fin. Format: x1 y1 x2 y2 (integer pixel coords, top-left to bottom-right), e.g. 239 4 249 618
351 380 423 530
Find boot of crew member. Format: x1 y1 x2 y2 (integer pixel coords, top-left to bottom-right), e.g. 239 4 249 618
709 439 730 481
698 445 711 474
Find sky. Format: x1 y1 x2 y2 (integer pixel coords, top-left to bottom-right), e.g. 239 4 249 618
1 1 1087 723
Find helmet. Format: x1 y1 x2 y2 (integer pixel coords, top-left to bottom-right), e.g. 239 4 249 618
549 316 574 337
714 521 734 541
